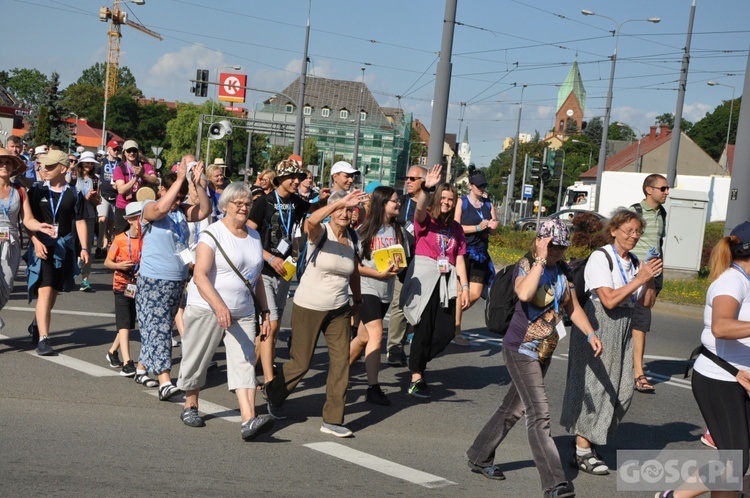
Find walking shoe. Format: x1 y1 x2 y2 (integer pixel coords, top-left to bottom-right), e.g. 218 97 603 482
468 461 506 480
28 321 39 346
120 360 136 377
452 334 471 346
320 422 353 438
241 414 275 441
36 337 55 356
180 405 205 427
544 481 575 498
366 385 391 406
79 279 93 292
408 379 431 399
158 384 181 401
701 428 716 449
387 345 404 366
106 350 123 368
134 373 159 388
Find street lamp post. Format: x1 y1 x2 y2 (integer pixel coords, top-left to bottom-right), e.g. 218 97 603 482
581 10 660 212
505 83 527 225
628 126 643 172
352 67 365 188
707 81 736 173
206 64 242 164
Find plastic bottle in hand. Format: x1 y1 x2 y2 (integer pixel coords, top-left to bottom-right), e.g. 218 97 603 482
645 246 661 277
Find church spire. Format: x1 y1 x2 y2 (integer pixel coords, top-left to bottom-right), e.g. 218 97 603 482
557 60 586 114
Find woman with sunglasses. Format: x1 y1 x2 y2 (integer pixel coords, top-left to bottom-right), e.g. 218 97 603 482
561 208 661 476
467 219 601 497
113 140 156 234
133 158 211 400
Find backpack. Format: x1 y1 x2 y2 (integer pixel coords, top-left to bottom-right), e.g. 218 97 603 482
484 253 533 336
296 225 360 281
570 247 639 307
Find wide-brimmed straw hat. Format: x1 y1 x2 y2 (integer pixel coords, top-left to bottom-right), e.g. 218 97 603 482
0 146 28 177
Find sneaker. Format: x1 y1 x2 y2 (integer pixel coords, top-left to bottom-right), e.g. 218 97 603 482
320 422 353 438
106 351 123 368
452 334 471 347
158 384 181 401
544 481 575 498
241 414 275 441
262 383 288 420
79 279 93 292
120 360 136 377
387 346 404 366
36 337 55 356
134 373 159 388
28 321 39 346
408 379 431 399
701 428 717 449
180 405 205 427
366 385 391 406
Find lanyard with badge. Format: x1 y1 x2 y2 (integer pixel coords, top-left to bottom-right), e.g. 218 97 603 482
611 244 637 304
404 198 414 235
168 210 193 265
124 232 140 298
46 182 68 239
437 226 451 273
274 191 294 255
0 187 14 241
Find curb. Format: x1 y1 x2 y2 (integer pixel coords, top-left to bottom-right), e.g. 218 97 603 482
654 300 703 319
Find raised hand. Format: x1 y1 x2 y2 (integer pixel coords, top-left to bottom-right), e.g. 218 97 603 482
425 164 443 189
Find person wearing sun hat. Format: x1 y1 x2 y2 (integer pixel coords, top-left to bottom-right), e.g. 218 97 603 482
23 149 90 356
75 151 102 292
113 140 158 234
95 139 123 258
247 159 331 386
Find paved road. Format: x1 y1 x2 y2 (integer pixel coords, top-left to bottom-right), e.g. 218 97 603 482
0 259 709 497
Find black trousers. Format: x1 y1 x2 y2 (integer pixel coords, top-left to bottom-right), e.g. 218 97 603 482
408 283 456 375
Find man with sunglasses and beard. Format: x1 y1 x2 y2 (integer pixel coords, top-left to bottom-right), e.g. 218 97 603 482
629 174 668 395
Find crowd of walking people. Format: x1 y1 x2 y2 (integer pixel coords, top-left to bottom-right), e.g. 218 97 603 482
2 137 748 497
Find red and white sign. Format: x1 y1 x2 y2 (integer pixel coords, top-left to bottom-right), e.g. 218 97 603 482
218 73 247 103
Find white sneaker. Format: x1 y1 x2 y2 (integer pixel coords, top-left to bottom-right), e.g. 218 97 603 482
452 334 471 347
320 422 353 438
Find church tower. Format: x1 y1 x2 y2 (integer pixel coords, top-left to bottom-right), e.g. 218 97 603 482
459 126 471 167
555 59 586 138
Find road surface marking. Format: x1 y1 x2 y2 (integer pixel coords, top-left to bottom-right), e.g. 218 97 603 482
304 442 455 488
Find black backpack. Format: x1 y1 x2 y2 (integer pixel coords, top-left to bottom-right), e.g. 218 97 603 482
296 225 359 281
570 247 639 307
484 253 533 336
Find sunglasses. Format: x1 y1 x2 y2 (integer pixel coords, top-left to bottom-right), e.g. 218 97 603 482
405 176 424 182
649 185 669 192
125 148 138 154
42 164 61 171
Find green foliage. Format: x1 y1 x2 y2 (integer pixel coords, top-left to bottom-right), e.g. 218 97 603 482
654 112 693 134
687 98 740 160
77 63 142 97
302 137 319 166
409 127 427 165
608 121 635 141
583 116 603 149
5 67 49 106
61 83 103 123
33 106 51 146
25 73 71 148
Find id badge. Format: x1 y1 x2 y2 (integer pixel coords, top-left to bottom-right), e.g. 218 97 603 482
124 283 137 299
437 256 450 274
52 223 59 239
556 320 567 341
276 238 291 255
179 248 194 265
404 221 414 235
0 227 9 241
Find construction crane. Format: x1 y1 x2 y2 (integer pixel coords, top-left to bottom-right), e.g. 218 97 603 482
99 0 162 98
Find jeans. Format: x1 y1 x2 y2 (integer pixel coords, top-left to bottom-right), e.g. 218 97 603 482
466 347 566 490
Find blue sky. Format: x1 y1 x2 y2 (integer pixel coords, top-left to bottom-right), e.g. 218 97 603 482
6 0 748 168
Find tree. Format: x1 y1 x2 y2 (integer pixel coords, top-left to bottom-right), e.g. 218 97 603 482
687 98 741 160
608 121 635 141
25 72 72 149
654 112 693 134
61 83 104 123
302 137 319 167
409 127 427 165
5 68 49 107
583 117 603 149
77 63 142 97
136 102 177 153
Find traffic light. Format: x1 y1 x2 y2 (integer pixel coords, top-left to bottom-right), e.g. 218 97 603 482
193 69 209 97
545 149 556 178
529 158 541 180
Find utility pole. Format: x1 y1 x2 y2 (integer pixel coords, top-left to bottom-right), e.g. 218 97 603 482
293 0 311 156
505 84 527 225
426 0 457 175
723 45 750 235
666 0 696 187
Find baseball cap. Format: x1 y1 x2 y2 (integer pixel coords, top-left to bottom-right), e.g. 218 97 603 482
250 185 265 198
537 218 571 247
330 161 359 176
288 154 303 166
34 145 48 155
122 140 139 151
124 201 143 219
107 140 121 149
38 150 69 167
469 171 488 188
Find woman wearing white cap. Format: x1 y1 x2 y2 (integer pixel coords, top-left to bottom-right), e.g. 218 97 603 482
75 152 101 292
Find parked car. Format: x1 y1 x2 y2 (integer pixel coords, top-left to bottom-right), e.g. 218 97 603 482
513 209 605 232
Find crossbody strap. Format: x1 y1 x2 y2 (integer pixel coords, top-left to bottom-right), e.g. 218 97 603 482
700 345 740 377
202 230 260 308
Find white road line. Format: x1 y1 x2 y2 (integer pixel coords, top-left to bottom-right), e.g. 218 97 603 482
4 306 115 318
304 442 455 489
145 391 243 423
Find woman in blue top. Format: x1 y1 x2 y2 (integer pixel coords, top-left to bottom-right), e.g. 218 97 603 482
466 219 602 498
135 159 211 400
75 152 101 292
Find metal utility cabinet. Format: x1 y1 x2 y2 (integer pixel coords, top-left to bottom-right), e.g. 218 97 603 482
663 189 709 279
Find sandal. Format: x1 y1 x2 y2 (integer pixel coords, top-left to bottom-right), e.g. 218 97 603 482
570 449 609 475
468 461 506 480
635 375 655 393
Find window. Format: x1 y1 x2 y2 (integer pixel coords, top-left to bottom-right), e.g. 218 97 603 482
285 104 294 114
340 109 349 119
360 111 367 121
303 105 312 116
559 120 564 131
321 107 330 118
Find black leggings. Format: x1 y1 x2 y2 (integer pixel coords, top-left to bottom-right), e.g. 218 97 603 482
692 370 750 475
408 283 456 375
